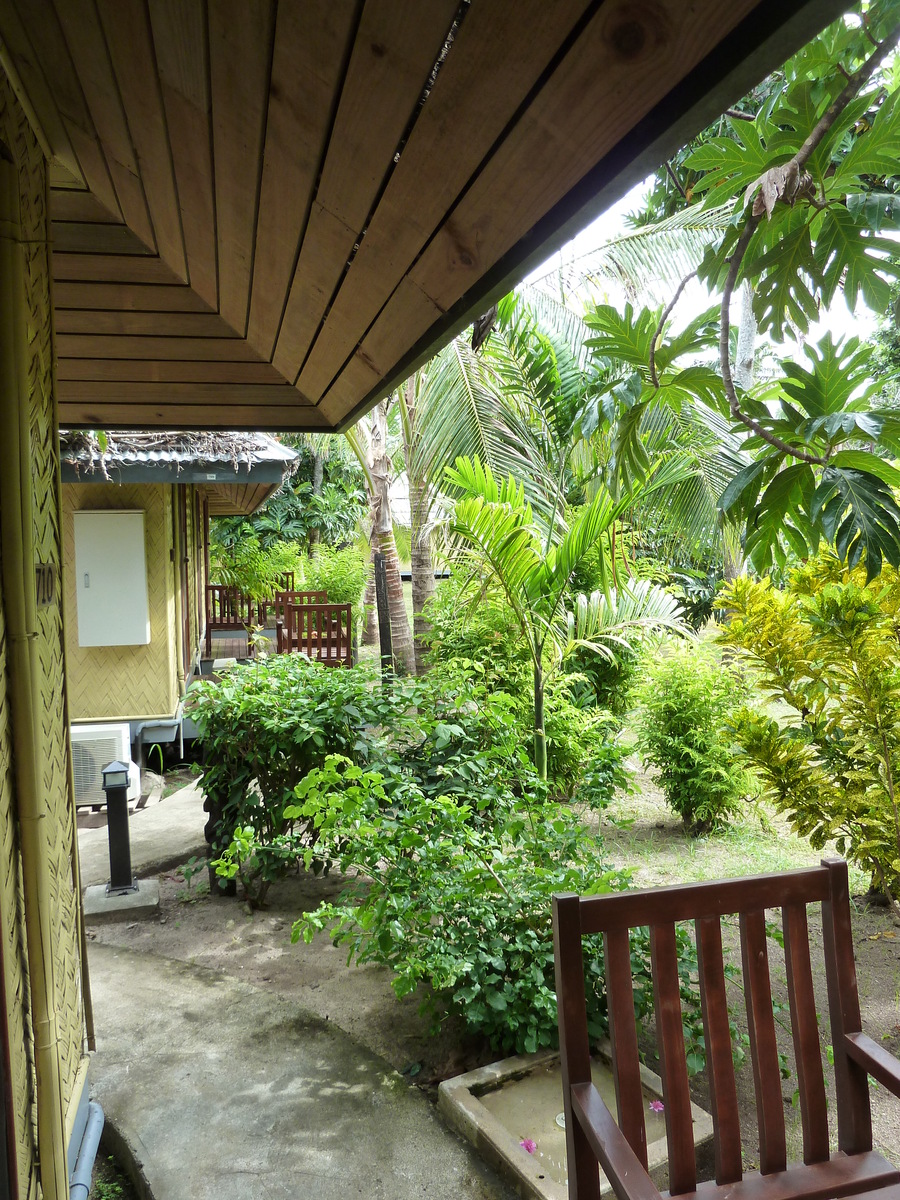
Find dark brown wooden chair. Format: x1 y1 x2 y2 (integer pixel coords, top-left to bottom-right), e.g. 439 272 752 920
553 859 900 1200
275 602 352 668
271 588 327 625
204 584 265 656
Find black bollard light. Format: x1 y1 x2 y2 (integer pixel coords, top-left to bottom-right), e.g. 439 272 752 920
101 760 137 895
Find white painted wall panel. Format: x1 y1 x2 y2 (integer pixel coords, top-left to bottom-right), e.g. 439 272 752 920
73 510 151 646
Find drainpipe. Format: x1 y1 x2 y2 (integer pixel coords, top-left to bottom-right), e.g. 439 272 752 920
0 149 68 1200
68 1102 104 1200
171 487 186 697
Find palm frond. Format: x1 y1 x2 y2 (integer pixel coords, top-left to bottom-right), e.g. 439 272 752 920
560 580 692 660
533 202 734 301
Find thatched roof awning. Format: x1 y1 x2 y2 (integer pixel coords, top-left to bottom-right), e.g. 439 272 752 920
59 430 296 515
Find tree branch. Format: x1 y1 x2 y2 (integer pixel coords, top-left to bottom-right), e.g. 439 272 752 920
665 159 687 198
649 270 696 389
724 107 756 122
719 21 900 462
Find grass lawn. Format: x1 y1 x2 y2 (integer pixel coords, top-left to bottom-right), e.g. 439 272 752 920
600 759 869 895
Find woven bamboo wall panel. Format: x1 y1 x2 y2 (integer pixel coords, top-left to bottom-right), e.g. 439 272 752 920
63 483 178 719
0 551 39 1200
0 68 86 1197
14 67 87 1148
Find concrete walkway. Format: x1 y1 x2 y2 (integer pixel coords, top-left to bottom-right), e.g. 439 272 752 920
78 780 208 888
80 788 515 1200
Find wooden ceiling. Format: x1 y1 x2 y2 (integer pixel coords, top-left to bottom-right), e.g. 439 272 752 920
0 0 847 433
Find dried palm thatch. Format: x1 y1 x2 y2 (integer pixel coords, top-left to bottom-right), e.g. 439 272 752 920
59 429 280 480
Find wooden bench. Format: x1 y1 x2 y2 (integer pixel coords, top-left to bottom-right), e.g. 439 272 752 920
204 584 265 657
275 602 352 668
553 858 900 1200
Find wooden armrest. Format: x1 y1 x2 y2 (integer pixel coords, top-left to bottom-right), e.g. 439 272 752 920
845 1031 900 1096
571 1083 663 1200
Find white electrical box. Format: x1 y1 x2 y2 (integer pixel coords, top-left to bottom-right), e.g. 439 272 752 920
73 510 151 647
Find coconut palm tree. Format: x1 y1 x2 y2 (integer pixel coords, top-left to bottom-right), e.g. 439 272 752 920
345 403 415 674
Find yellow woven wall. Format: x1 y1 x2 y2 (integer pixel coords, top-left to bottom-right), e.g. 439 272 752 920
0 70 86 1198
62 483 178 720
0 538 38 1200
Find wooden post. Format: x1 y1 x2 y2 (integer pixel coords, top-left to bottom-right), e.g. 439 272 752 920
373 550 393 680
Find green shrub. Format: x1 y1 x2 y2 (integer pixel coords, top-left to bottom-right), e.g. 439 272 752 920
190 655 411 904
424 577 531 691
399 663 534 807
562 642 644 716
541 677 625 800
633 645 754 834
209 535 304 600
719 556 900 907
304 543 370 605
289 756 706 1058
575 735 632 811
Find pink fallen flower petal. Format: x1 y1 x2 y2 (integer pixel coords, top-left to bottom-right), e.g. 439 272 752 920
649 1099 665 1113
520 1138 537 1154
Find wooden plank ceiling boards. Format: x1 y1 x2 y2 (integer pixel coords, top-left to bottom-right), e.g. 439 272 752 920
0 0 849 432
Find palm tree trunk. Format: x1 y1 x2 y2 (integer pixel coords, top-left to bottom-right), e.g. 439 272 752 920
399 379 434 674
533 660 547 781
361 550 378 645
369 401 415 673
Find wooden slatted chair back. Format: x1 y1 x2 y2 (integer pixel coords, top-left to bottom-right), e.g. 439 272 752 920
204 584 265 655
271 589 327 623
276 602 352 667
552 859 891 1200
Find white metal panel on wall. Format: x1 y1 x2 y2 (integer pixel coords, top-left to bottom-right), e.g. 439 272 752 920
73 510 151 646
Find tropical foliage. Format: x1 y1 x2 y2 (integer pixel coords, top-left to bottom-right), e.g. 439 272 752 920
213 437 366 553
444 455 691 777
593 4 900 575
289 754 709 1059
719 554 900 912
208 535 303 600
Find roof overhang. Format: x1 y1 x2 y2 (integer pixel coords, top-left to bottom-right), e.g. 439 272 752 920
59 432 295 515
2 0 851 433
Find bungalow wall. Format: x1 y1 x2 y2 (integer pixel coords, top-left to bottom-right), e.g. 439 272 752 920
62 482 206 723
0 72 88 1199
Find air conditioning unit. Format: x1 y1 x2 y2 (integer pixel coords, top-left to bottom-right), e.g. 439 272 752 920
70 723 140 807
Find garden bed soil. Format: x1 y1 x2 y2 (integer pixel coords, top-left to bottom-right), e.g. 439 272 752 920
90 769 900 1175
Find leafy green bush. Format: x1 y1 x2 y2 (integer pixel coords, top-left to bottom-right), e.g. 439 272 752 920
289 756 705 1057
424 576 531 690
399 663 533 806
719 556 900 908
541 677 625 800
190 656 410 904
562 642 644 716
633 645 755 834
425 581 632 797
575 736 632 811
209 534 304 600
304 543 370 605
